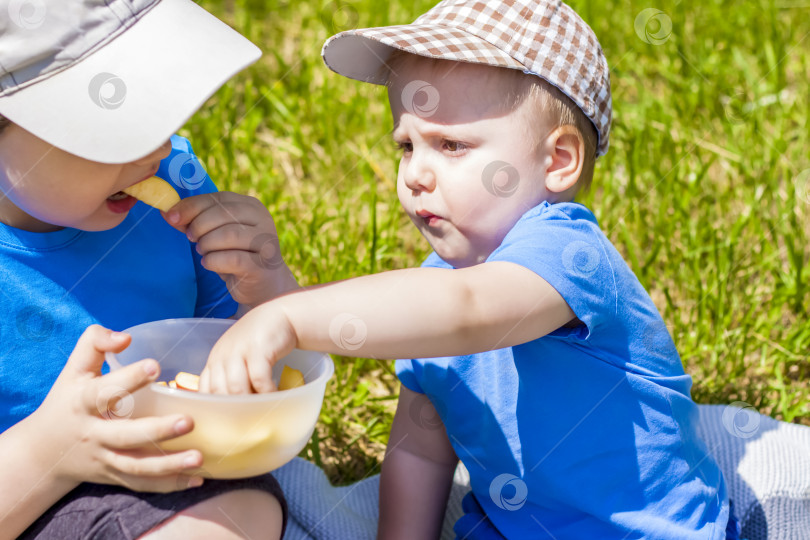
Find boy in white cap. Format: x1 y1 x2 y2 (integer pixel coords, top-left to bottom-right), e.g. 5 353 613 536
0 0 297 538
204 0 740 538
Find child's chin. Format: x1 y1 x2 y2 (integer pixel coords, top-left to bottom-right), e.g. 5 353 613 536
75 212 127 232
436 245 486 268
432 246 465 267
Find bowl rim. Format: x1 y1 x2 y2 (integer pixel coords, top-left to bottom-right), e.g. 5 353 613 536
105 318 335 403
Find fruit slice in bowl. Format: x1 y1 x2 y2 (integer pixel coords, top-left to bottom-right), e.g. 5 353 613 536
162 367 306 393
175 371 200 391
278 366 305 390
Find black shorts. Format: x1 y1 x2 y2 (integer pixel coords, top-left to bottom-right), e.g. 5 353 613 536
19 474 287 540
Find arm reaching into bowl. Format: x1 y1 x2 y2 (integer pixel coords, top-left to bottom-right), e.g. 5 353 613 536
201 262 575 394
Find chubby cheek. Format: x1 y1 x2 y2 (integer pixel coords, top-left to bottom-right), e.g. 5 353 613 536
396 174 407 206
443 177 499 230
396 173 415 218
450 185 531 248
7 177 110 227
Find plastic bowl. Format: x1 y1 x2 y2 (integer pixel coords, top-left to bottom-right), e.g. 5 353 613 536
105 318 334 479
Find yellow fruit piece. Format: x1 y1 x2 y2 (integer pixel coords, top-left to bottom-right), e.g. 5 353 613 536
168 380 177 389
156 381 168 387
123 176 180 212
175 372 200 392
278 366 305 390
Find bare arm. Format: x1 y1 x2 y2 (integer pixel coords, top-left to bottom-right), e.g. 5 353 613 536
281 261 573 358
0 415 78 539
203 261 575 393
378 386 458 540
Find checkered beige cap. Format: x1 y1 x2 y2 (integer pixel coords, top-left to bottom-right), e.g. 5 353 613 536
322 0 611 157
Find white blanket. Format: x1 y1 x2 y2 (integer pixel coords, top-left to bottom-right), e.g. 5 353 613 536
274 404 810 540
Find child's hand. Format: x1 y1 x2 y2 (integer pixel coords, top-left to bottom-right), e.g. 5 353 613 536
164 192 297 308
200 303 297 394
30 325 204 492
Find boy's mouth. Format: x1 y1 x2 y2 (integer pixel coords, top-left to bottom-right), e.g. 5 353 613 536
106 191 137 214
416 209 442 227
422 215 441 227
105 167 158 214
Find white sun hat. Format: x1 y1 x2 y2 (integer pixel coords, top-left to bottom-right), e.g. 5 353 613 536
0 0 261 164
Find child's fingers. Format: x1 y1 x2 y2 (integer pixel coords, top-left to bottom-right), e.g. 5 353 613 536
101 447 203 479
98 454 206 493
113 473 205 494
164 193 217 231
163 192 220 232
184 203 246 242
198 366 212 393
194 223 261 255
95 414 195 449
169 193 261 239
199 249 263 276
247 352 276 393
224 356 253 394
65 325 131 377
205 360 230 395
84 358 160 417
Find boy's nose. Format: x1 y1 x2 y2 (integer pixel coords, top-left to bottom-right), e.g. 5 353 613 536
402 156 436 193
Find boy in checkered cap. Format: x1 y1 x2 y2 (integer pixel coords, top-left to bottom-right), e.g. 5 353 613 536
205 1 740 538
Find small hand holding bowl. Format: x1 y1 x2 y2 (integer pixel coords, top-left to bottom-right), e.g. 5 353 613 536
105 318 333 479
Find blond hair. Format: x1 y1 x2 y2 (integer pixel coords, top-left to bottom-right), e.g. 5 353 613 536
383 50 597 192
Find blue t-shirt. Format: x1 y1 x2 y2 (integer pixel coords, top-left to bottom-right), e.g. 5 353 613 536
396 201 729 539
0 135 237 432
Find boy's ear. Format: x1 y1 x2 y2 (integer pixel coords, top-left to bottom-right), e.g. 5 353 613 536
543 125 584 194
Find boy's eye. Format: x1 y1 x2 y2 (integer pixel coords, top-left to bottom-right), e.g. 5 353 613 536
396 141 413 153
443 140 466 153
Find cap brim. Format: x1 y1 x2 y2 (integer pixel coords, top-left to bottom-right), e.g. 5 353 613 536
0 0 260 164
322 24 526 85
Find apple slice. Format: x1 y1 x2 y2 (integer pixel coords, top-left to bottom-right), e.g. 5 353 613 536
123 176 180 212
278 366 305 390
175 372 200 392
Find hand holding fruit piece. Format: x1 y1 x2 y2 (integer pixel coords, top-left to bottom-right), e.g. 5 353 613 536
163 191 298 309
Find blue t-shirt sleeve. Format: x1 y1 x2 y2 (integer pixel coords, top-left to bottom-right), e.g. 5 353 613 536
396 361 424 394
157 135 238 319
487 204 618 340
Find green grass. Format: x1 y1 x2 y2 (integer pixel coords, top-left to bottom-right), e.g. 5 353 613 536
184 0 810 484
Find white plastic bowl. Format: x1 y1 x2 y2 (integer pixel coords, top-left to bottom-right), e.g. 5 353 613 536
105 318 334 479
